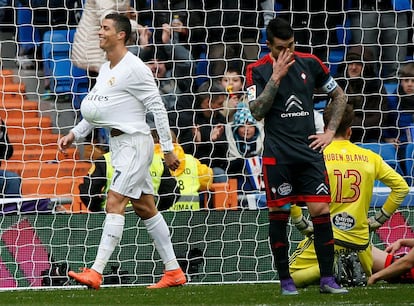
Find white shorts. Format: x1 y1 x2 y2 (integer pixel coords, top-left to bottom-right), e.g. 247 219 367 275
109 132 154 199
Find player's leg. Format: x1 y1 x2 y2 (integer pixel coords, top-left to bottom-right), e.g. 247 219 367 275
372 245 389 273
68 190 130 289
263 161 298 295
303 162 347 294
132 194 186 288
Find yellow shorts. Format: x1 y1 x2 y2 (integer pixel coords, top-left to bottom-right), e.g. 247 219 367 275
289 237 373 287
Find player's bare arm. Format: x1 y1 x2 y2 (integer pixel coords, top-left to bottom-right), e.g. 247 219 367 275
249 49 295 121
308 86 347 152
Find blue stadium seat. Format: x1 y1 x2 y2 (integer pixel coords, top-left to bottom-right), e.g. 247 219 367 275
16 4 41 53
358 143 404 186
328 49 344 77
259 28 269 59
384 82 398 95
194 51 209 87
42 29 86 95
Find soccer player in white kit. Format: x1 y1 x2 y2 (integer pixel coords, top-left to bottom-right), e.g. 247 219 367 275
58 13 186 289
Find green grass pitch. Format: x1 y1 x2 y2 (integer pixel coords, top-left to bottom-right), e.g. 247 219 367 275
0 283 413 305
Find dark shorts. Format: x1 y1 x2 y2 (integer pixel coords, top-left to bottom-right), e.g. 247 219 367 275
262 157 331 208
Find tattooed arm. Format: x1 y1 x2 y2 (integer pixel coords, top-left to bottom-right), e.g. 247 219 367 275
249 49 295 121
249 80 279 121
308 86 347 152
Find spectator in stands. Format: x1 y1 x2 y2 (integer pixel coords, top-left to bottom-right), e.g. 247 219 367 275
246 17 348 295
0 118 21 198
369 239 414 284
79 151 180 212
71 0 130 85
220 66 249 122
384 63 414 172
289 104 409 288
204 0 274 77
225 104 264 192
152 130 213 211
175 81 228 184
275 0 345 63
347 0 411 79
152 0 206 60
138 23 193 127
336 46 388 143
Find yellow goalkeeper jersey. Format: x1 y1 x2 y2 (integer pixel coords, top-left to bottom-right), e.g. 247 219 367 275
324 140 409 247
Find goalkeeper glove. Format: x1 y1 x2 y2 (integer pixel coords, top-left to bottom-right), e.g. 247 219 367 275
292 215 314 236
368 208 391 232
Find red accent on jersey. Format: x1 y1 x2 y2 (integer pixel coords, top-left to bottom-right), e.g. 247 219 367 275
294 51 330 74
245 53 273 87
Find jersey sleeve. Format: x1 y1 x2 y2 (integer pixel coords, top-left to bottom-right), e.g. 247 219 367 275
375 155 410 214
128 63 174 152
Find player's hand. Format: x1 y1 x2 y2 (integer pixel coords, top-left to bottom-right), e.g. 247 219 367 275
292 215 314 236
270 49 295 84
385 239 403 254
368 208 390 232
164 151 180 171
308 129 335 152
58 132 75 154
368 216 382 231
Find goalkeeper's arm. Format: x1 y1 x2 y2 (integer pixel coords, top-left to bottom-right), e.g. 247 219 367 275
369 168 410 231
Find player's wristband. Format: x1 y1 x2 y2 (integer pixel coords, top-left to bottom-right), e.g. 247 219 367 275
375 208 391 225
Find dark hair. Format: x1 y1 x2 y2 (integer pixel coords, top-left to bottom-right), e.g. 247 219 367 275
104 13 131 44
399 63 414 78
323 104 354 137
266 17 294 42
196 80 226 108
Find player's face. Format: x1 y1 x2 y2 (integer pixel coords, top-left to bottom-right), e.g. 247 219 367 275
347 62 363 78
98 18 123 51
267 37 295 59
401 78 414 94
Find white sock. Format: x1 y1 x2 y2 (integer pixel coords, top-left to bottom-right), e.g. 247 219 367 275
92 213 125 274
144 212 179 271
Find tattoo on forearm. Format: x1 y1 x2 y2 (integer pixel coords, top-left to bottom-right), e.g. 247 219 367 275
327 88 347 132
249 80 279 120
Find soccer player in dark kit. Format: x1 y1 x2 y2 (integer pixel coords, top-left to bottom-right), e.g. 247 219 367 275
246 17 348 295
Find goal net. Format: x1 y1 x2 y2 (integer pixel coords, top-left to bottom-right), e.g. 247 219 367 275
0 1 413 289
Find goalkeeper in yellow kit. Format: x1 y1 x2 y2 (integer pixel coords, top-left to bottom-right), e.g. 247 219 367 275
289 104 409 288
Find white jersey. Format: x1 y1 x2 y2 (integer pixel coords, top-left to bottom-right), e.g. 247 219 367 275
72 51 173 152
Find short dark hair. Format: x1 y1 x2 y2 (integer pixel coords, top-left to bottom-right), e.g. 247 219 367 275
323 104 354 137
266 17 294 42
399 63 414 78
104 13 131 44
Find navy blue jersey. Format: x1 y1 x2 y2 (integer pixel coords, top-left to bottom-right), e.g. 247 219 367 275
246 52 337 164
